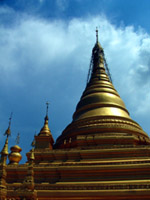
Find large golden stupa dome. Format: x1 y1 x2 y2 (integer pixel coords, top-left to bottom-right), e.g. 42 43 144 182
55 31 150 149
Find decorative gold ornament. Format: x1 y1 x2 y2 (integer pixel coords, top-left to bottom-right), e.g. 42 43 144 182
8 145 22 164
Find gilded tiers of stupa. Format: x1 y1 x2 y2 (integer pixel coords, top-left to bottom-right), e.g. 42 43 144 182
0 30 150 200
55 31 150 149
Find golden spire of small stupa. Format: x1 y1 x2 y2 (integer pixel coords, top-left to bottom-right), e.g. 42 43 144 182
0 113 12 164
38 102 52 136
0 133 9 198
33 102 54 150
0 137 9 163
4 112 13 137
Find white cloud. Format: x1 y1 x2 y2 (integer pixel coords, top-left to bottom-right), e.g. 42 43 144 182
0 9 150 161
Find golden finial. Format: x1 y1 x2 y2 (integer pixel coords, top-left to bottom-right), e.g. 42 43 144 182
15 133 20 145
96 27 98 43
38 102 53 137
4 112 13 137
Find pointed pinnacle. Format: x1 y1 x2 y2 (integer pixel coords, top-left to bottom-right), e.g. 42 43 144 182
46 101 50 116
96 27 98 43
1 137 8 156
15 133 20 145
4 112 13 137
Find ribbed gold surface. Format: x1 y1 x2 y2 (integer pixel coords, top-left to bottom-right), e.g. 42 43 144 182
38 115 52 136
73 41 130 121
55 40 150 148
73 69 130 121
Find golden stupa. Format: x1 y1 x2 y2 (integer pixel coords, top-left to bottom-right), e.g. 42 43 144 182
55 32 149 149
0 30 150 200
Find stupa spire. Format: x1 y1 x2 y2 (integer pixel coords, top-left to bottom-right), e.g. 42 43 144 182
87 28 112 84
96 27 98 43
31 102 54 151
0 137 8 164
73 30 122 121
46 101 49 117
0 137 8 199
0 118 11 199
38 102 51 136
4 112 12 137
1 113 12 164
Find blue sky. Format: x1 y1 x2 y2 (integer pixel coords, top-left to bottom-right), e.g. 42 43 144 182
0 0 150 163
